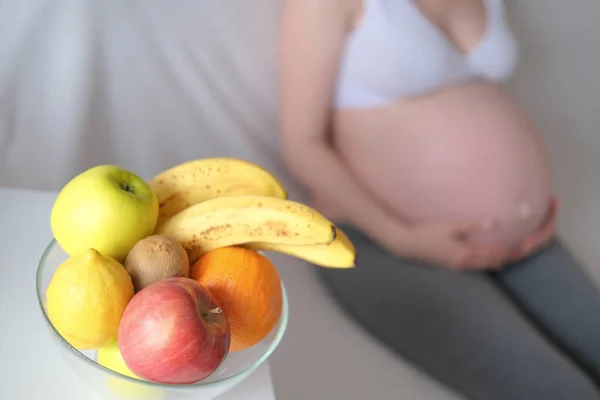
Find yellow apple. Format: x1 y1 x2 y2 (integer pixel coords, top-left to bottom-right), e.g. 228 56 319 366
97 339 140 379
51 165 159 262
98 340 165 399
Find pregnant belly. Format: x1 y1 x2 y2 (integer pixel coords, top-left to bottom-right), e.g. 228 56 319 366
335 83 553 245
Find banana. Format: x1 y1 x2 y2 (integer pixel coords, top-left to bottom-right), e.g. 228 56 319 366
244 227 356 268
149 158 288 230
156 195 337 259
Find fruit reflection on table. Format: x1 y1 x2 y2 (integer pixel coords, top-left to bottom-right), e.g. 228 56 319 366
45 157 356 385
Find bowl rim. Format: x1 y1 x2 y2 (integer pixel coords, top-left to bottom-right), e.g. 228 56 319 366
35 239 289 390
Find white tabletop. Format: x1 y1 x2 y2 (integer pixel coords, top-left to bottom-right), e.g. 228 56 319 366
0 187 276 400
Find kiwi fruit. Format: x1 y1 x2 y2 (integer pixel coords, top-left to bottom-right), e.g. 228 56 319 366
124 235 190 292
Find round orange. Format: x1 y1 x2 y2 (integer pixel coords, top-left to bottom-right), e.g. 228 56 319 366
190 246 283 352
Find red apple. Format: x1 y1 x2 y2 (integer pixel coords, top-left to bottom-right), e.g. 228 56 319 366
117 277 230 384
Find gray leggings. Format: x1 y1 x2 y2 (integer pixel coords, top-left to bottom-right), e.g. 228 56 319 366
317 224 600 400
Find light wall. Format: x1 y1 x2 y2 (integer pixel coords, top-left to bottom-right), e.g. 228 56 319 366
504 0 600 281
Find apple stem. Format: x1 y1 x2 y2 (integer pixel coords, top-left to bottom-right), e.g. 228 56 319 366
119 183 135 194
204 307 222 316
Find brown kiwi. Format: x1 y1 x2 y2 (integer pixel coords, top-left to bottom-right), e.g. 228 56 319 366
124 234 190 292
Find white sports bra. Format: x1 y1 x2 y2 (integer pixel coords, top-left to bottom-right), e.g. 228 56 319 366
334 0 519 109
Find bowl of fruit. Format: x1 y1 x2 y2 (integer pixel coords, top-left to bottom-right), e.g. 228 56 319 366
35 158 355 400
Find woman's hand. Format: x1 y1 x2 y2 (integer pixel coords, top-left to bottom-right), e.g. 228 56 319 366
312 192 516 271
507 196 560 261
381 219 516 271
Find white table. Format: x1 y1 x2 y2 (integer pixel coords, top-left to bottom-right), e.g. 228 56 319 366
0 187 276 400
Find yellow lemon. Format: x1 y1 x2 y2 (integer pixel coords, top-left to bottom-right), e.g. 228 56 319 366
46 248 135 349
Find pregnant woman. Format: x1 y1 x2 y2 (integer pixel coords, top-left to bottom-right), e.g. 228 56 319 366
279 0 600 398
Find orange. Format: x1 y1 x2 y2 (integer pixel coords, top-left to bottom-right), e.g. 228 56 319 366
190 246 283 352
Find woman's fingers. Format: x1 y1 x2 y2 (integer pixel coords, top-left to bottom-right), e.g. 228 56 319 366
521 197 559 252
461 244 513 270
450 218 498 241
502 196 559 263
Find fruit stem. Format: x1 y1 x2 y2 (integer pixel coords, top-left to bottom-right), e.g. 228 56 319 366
203 307 222 317
119 182 135 194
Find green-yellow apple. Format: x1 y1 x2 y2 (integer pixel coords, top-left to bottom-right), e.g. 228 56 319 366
51 165 159 262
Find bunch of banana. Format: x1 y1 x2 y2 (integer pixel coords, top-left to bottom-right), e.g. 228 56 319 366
151 158 355 268
149 157 288 230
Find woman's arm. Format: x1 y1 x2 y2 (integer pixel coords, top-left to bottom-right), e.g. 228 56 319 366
278 0 406 244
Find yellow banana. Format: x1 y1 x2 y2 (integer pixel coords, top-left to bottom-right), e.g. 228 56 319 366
149 158 288 230
156 195 337 259
244 227 356 268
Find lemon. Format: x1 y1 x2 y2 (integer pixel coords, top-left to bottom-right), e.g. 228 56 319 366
97 339 140 379
46 248 135 349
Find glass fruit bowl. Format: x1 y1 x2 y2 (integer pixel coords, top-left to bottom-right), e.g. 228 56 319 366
36 239 288 400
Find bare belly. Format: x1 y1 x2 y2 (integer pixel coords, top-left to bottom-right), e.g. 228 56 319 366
334 81 553 245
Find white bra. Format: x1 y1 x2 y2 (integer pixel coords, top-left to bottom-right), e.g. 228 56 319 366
333 0 519 109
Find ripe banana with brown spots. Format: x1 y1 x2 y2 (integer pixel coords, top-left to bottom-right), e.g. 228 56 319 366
243 227 356 268
156 194 337 260
149 158 288 231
